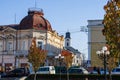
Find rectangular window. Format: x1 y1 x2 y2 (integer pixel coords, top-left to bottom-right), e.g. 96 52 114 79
8 42 13 51
22 41 25 50
38 41 42 49
0 42 2 51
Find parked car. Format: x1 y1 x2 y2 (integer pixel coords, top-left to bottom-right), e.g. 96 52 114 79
90 70 98 74
36 66 55 74
0 71 6 78
68 67 89 74
90 68 109 75
5 67 31 77
55 66 67 74
100 68 109 75
111 67 120 74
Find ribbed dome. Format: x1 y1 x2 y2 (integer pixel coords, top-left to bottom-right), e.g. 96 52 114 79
19 8 52 31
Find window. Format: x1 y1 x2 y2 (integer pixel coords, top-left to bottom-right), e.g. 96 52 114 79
0 42 2 51
8 42 13 51
37 24 43 28
22 41 26 50
38 41 42 49
67 39 69 41
39 24 43 27
67 42 69 46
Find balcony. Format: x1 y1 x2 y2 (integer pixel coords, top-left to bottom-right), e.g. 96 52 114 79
15 50 28 57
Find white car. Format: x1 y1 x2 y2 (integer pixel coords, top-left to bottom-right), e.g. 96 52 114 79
111 67 120 74
36 66 55 74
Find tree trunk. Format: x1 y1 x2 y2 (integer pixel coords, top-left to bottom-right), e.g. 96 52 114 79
109 71 112 80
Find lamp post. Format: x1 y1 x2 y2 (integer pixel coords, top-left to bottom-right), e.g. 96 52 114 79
55 54 64 80
96 46 110 80
1 53 3 72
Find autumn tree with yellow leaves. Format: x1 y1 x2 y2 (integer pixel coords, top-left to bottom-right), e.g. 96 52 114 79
103 0 120 65
28 38 47 72
103 0 120 79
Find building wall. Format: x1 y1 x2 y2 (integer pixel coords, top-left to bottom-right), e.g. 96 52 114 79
0 26 64 71
88 20 106 67
72 53 83 66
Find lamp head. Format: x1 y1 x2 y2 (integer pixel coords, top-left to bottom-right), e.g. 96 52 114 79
96 51 101 55
102 46 107 51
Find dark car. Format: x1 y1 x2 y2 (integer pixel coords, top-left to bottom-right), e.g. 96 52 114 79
90 68 109 75
68 67 89 74
111 67 120 74
55 66 67 74
5 67 30 77
0 71 6 78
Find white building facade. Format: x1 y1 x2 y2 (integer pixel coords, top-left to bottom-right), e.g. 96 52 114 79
0 8 64 72
64 32 83 66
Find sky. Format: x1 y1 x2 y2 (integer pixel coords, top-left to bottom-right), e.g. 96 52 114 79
0 0 108 60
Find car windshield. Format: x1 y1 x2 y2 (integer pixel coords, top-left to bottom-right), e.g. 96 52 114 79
12 69 24 73
112 68 120 72
116 68 120 72
38 67 49 71
69 69 82 73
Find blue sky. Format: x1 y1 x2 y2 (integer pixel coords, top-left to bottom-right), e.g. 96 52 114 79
0 0 108 59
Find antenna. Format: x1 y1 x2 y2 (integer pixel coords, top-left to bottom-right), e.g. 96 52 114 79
67 29 69 32
14 13 16 24
35 0 37 8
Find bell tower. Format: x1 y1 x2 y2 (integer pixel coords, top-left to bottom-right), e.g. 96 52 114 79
65 32 71 47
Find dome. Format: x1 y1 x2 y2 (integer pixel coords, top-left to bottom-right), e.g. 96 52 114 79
65 32 71 39
19 8 52 31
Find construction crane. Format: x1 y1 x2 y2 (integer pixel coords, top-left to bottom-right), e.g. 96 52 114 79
58 26 88 35
70 26 88 35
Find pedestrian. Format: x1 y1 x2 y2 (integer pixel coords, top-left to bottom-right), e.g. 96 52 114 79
97 67 101 74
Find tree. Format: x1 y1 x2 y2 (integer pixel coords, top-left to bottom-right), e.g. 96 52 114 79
61 50 73 69
28 38 47 72
103 0 120 65
102 0 120 79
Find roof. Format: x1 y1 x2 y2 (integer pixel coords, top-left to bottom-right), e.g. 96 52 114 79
61 50 72 56
65 46 81 54
19 9 52 31
0 24 19 31
65 32 71 39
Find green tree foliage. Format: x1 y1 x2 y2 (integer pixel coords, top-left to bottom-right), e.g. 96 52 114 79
28 38 47 72
103 0 120 65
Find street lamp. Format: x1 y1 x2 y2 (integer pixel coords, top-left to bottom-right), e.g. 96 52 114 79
55 54 64 66
55 54 64 80
96 46 110 80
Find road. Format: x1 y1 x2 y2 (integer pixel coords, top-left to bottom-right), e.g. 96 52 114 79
1 76 27 80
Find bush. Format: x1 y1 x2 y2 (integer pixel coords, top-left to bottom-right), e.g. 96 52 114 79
25 74 120 80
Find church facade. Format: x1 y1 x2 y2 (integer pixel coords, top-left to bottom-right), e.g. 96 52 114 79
64 32 83 66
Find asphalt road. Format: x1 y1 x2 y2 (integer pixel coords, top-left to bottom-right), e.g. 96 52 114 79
1 77 17 80
1 76 27 80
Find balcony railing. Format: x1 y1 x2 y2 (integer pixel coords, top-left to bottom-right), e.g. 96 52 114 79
28 7 43 13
